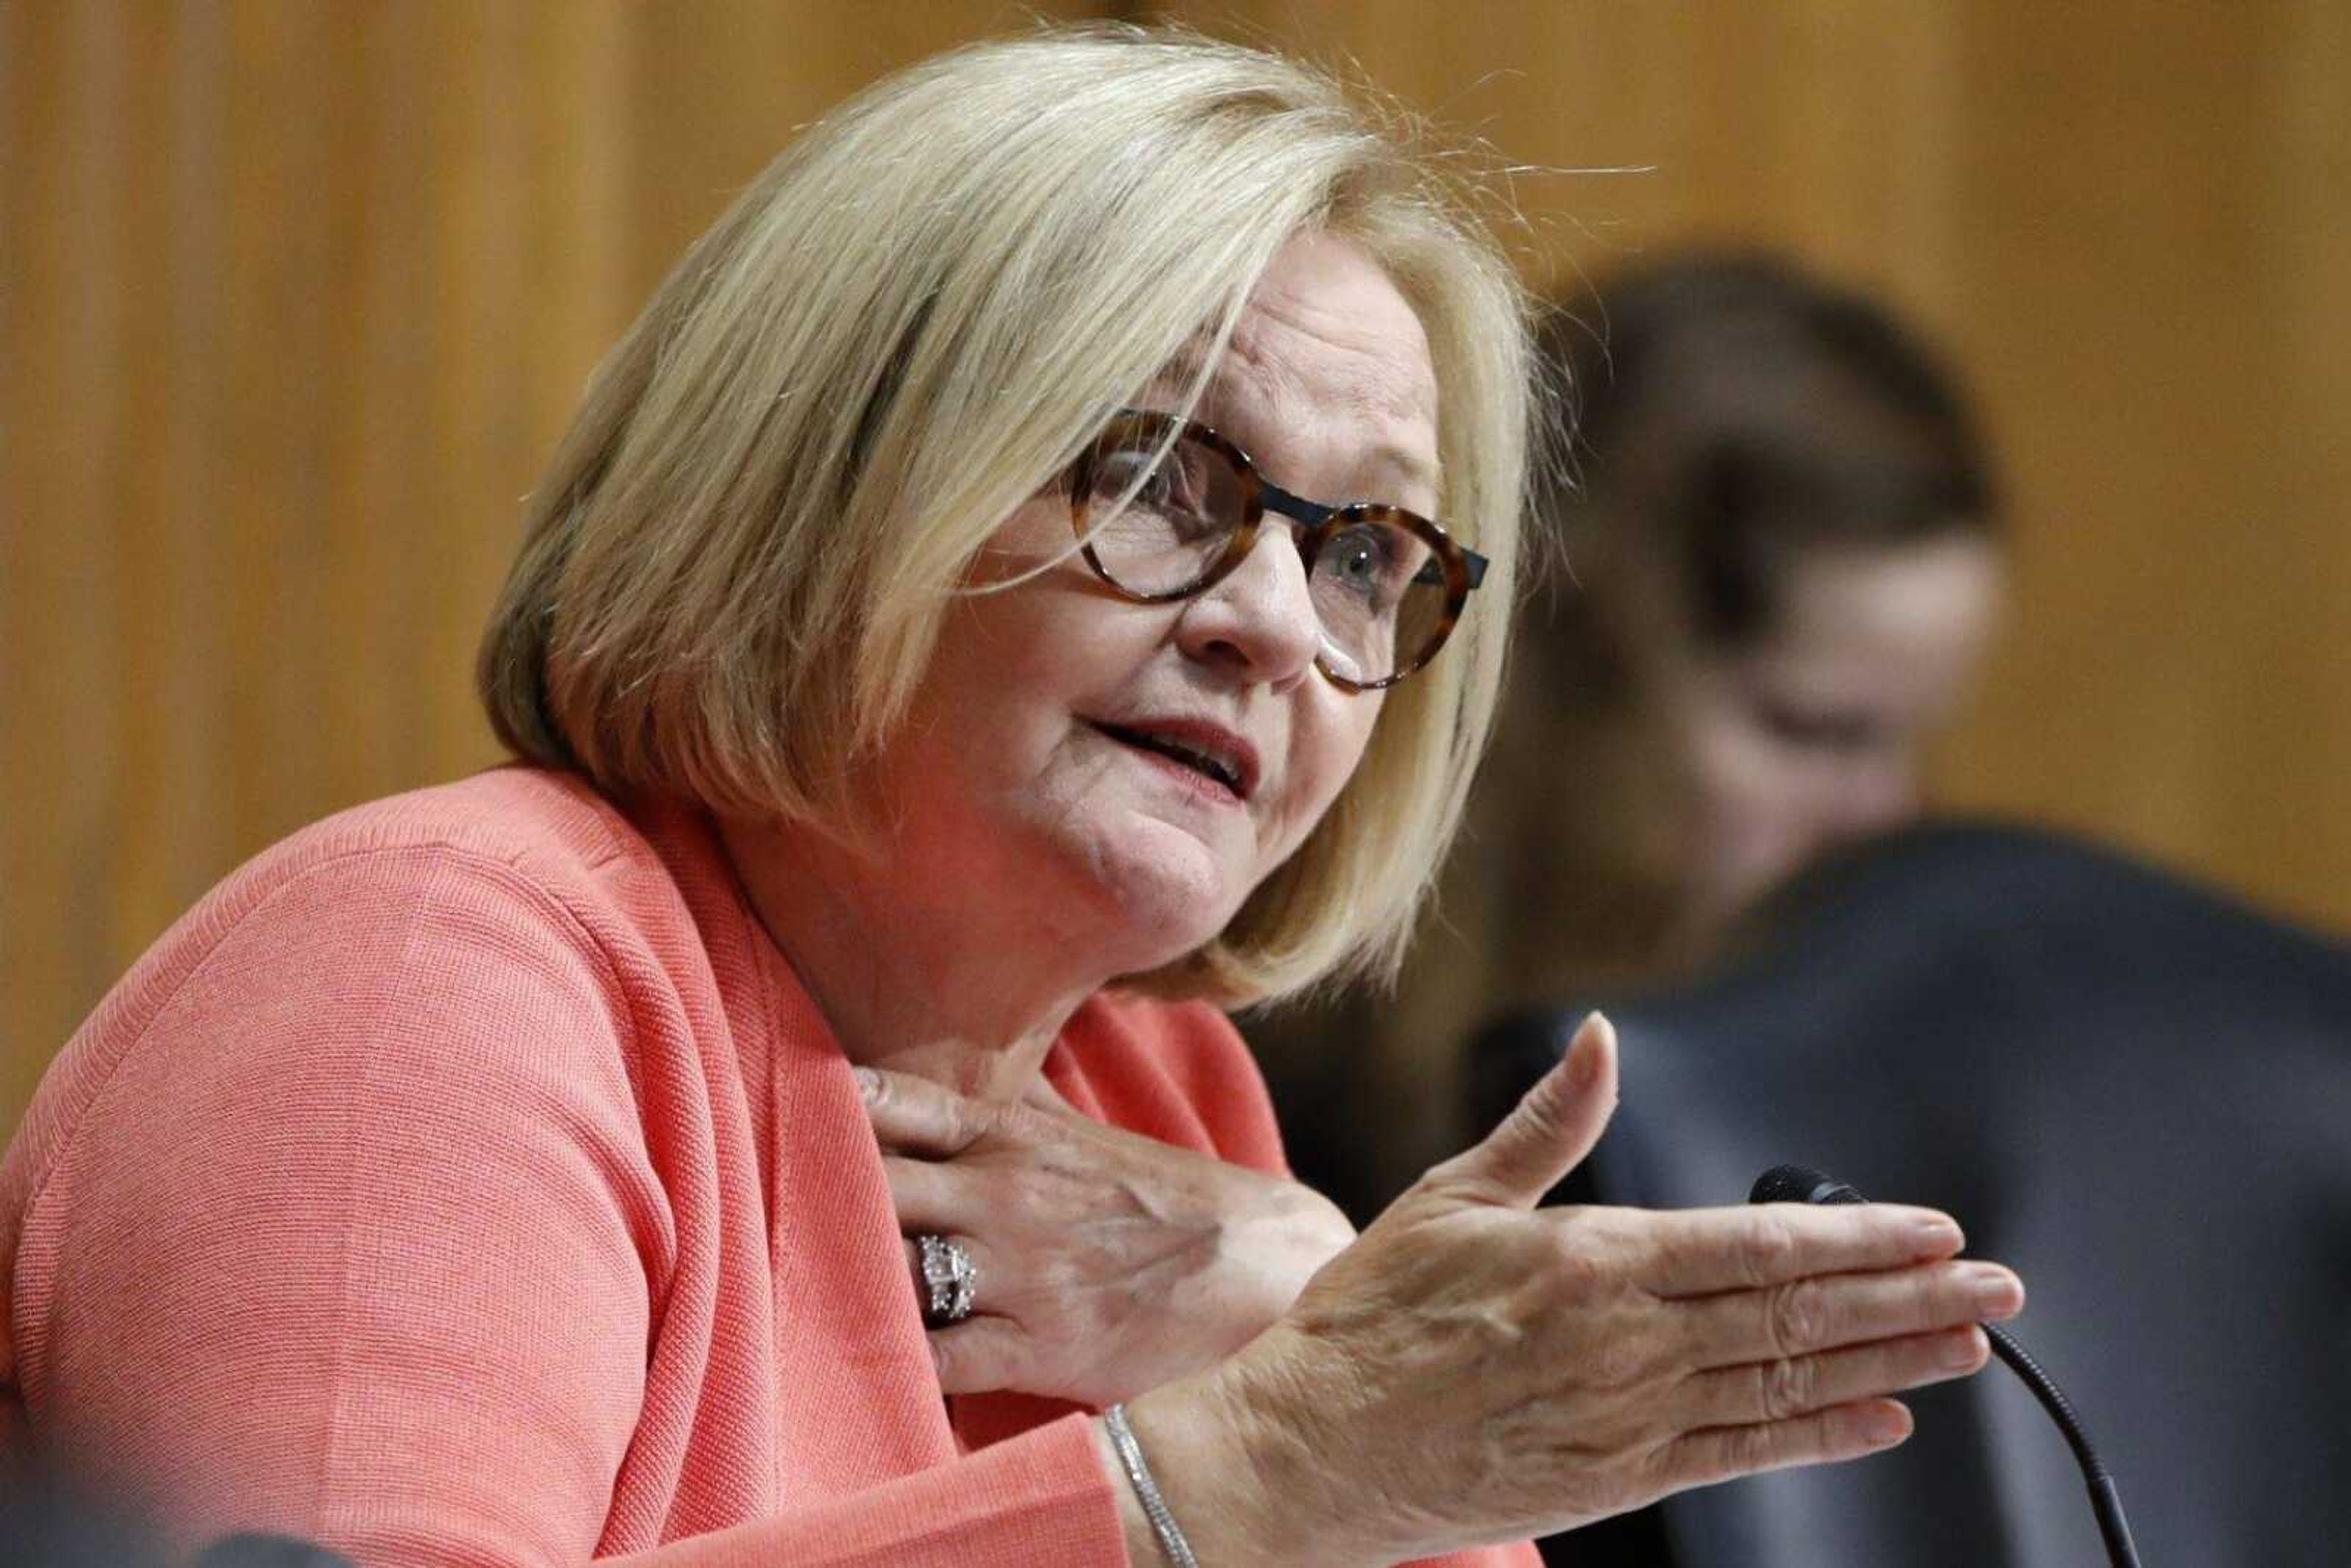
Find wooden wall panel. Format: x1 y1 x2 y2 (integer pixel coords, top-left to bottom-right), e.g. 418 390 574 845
6 2 2348 1131
1161 0 2351 921
0 0 1089 1125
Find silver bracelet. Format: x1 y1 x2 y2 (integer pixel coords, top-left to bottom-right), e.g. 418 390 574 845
1104 1403 1201 1568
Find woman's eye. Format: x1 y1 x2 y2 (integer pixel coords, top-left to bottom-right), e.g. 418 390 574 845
1095 450 1168 505
1099 448 1210 519
1753 697 1886 755
1324 525 1403 603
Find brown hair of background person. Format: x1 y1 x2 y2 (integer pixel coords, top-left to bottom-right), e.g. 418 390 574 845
1251 250 2008 1218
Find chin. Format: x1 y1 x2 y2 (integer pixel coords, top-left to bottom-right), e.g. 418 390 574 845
1060 819 1248 973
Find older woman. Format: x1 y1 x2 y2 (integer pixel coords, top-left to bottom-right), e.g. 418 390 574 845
0 28 2019 1568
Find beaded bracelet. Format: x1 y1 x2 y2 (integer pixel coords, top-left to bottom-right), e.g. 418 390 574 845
1103 1403 1202 1568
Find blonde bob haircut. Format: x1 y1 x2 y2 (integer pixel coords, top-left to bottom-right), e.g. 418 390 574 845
479 24 1540 1007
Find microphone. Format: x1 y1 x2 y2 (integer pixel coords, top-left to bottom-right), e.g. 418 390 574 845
1750 1165 2143 1568
1750 1165 1866 1207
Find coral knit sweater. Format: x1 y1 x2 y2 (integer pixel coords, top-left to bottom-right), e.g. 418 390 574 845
0 768 1536 1568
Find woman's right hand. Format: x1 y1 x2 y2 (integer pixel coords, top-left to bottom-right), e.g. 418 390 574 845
1118 1013 2021 1568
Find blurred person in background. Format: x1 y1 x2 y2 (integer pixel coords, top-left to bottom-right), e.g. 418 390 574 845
1254 252 2008 1219
0 33 2019 1568
1488 252 2006 986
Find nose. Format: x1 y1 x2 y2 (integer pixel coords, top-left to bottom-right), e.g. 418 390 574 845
1174 523 1323 689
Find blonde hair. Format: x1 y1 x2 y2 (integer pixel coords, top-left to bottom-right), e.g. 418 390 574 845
479 24 1541 1007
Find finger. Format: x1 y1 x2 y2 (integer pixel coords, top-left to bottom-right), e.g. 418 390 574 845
1674 1259 2023 1367
860 1066 1003 1156
926 1315 1031 1395
1418 1012 1618 1210
1622 1201 1970 1299
1655 1399 1914 1493
901 1234 994 1321
880 1155 967 1231
1679 1327 1989 1431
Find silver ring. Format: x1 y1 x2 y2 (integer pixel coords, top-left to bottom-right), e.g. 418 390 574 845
917 1233 978 1327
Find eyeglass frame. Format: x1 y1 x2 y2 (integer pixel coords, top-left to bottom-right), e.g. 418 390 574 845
1065 407 1490 692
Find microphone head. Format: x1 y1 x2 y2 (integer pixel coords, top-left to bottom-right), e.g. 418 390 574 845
1750 1165 1828 1204
1751 1164 1869 1206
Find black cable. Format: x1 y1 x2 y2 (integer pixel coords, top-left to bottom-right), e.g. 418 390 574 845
1751 1165 2144 1567
1982 1322 2142 1568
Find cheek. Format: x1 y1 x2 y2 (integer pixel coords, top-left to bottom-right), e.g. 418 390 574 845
919 579 1161 761
1292 693 1383 830
1676 705 1817 851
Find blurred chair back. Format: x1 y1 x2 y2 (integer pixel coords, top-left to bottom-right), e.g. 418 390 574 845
0 1466 354 1567
1471 822 2351 1568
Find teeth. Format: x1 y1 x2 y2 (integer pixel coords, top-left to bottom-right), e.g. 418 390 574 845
1109 726 1241 791
1170 742 1239 788
1153 737 1237 788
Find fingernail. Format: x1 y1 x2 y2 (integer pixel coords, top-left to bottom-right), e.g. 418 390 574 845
853 1066 880 1102
1913 1214 1964 1253
1967 1264 2023 1318
1569 1012 1610 1086
1864 1403 1911 1446
1938 1327 1988 1370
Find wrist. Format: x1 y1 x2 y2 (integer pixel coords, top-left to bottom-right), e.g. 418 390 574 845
1112 1343 1373 1568
1100 1403 1200 1568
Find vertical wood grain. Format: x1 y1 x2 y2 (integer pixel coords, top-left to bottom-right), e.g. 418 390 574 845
5 4 134 1121
0 0 1092 1123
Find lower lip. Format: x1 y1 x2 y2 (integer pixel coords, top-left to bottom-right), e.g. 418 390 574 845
1092 727 1246 808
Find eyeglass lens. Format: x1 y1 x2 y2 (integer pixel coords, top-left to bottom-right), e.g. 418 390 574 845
1076 421 1453 685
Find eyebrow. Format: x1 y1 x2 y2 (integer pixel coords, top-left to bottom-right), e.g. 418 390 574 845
1354 439 1442 502
1144 350 1444 506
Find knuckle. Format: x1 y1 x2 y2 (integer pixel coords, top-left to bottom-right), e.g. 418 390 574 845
1724 1420 1783 1477
1764 1280 1828 1356
1649 1223 1709 1285
1510 1079 1576 1147
1542 1229 1614 1300
1575 1208 1640 1261
1739 1212 1801 1286
1709 1422 1765 1477
961 1099 1011 1149
1757 1355 1818 1423
1668 1422 1771 1489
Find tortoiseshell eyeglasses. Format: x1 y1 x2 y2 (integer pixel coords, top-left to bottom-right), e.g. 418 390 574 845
1065 408 1488 691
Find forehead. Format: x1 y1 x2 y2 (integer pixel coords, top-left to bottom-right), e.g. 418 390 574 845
1156 234 1441 497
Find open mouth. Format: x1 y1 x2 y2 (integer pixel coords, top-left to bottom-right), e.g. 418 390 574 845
1090 721 1250 798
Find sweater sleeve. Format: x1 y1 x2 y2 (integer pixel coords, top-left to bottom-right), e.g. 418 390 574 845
13 844 1129 1568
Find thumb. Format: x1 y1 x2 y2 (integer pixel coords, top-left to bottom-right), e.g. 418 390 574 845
1420 1011 1618 1209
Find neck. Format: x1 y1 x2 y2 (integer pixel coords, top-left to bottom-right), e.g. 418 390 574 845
715 814 1106 1103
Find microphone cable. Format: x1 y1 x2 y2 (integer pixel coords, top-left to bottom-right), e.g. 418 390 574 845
1750 1164 2143 1568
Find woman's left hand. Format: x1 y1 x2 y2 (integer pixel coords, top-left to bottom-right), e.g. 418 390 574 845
860 1065 1357 1406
